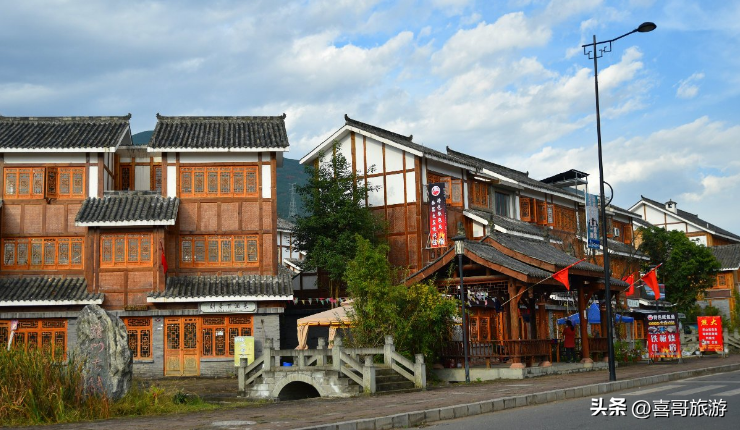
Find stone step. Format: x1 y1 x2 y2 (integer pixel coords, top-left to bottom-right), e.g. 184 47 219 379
376 380 416 392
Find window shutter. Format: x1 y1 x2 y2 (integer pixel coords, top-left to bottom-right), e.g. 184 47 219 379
520 197 532 222
450 179 463 207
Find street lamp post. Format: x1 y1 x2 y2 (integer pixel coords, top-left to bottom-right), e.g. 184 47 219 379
583 22 656 382
452 232 470 383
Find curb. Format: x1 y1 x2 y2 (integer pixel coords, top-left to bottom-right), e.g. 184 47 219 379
293 362 740 430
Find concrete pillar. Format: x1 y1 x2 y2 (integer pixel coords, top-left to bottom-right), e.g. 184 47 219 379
414 354 426 389
384 335 394 366
264 338 273 371
332 336 343 371
316 337 326 366
237 357 248 396
362 356 376 394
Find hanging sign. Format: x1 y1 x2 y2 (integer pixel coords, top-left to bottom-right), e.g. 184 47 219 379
697 316 724 353
428 183 448 248
585 193 600 249
646 312 681 360
200 301 257 313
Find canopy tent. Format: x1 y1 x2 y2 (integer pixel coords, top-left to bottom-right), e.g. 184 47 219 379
557 303 634 325
296 302 352 349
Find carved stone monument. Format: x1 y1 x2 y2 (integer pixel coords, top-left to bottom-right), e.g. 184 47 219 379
76 304 132 401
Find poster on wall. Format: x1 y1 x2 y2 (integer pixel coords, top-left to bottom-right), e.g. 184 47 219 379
427 183 448 248
585 193 600 249
697 316 724 353
646 312 681 360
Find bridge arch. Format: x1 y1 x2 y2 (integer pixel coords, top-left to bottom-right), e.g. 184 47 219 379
270 373 327 399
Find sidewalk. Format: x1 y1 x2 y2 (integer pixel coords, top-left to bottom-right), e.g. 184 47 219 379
38 354 740 430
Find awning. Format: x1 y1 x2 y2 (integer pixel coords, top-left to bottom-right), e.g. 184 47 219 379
556 303 634 325
296 302 352 349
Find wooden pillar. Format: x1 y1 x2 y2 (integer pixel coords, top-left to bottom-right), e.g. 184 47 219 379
529 294 537 340
578 282 591 362
537 300 548 339
508 281 521 341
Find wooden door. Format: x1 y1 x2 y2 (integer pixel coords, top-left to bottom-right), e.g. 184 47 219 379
164 317 200 376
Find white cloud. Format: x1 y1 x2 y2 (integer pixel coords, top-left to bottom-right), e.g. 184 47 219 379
676 72 705 99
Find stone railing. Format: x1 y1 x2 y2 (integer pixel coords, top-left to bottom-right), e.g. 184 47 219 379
238 335 425 395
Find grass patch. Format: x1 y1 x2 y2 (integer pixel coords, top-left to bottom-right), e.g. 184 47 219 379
0 348 216 427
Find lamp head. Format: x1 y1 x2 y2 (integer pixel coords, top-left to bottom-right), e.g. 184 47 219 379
637 22 656 33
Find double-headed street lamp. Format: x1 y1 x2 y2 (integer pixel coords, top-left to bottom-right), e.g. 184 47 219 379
582 22 656 382
452 232 470 383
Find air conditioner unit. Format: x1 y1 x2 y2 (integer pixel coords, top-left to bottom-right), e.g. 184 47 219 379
613 227 620 237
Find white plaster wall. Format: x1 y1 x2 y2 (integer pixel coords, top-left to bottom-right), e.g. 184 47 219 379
337 137 353 167
385 173 405 206
405 152 414 172
135 157 151 163
473 221 484 237
88 165 98 197
384 144 404 172
353 134 365 175
365 137 384 174
425 159 459 178
643 205 665 224
366 176 385 207
167 165 177 198
261 164 271 199
405 170 417 203
4 153 86 164
178 153 260 163
134 166 151 190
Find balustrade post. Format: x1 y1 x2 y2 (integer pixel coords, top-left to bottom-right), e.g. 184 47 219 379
414 354 426 389
264 338 273 371
384 335 394 366
238 357 248 396
297 349 305 368
362 356 376 394
317 337 326 366
332 336 343 371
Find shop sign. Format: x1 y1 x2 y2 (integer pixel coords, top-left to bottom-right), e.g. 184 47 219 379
428 183 448 248
646 312 680 360
234 336 255 367
585 193 600 249
697 316 724 353
200 301 257 313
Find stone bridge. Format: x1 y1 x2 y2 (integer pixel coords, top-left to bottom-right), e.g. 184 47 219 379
238 336 426 400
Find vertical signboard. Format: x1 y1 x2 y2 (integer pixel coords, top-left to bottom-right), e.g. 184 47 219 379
234 336 255 367
428 183 448 248
697 316 724 353
585 193 600 249
646 312 681 360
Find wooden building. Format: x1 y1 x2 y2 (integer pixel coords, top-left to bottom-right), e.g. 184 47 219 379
0 114 293 378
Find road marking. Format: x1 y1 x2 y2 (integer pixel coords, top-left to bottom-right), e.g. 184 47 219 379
670 385 725 395
712 387 740 397
622 385 684 395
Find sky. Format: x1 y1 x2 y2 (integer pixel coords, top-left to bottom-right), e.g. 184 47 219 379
1 0 739 235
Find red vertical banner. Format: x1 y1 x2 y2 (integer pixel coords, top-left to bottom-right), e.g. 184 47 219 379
646 312 681 360
697 316 724 353
428 183 448 248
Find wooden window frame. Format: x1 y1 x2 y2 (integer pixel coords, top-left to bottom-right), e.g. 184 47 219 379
519 197 532 222
179 166 258 198
2 319 67 360
494 192 509 217
470 180 488 208
2 237 83 270
427 172 464 207
180 235 259 268
200 316 253 358
100 233 153 268
123 317 152 360
46 167 85 199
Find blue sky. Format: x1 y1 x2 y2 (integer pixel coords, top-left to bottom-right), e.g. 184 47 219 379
1 0 739 234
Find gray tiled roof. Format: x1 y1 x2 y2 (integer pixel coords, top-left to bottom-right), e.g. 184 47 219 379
465 241 551 278
150 114 290 151
488 232 604 273
606 238 646 258
344 115 475 168
0 115 131 150
0 277 103 304
466 209 549 238
148 274 293 300
639 196 740 242
710 244 740 271
75 191 179 226
277 217 295 231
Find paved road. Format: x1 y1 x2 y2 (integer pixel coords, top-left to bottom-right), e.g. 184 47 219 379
413 370 740 430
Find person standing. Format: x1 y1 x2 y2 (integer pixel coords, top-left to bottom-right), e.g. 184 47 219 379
563 320 577 363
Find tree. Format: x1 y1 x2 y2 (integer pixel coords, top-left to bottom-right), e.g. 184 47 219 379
344 235 459 363
293 142 384 298
637 226 721 314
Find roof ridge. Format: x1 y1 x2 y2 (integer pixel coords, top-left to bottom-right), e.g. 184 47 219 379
0 114 132 122
155 113 287 121
344 114 413 143
446 146 529 177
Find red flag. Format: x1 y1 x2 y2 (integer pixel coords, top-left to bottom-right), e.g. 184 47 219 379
160 241 168 274
552 258 587 291
622 274 635 296
642 265 661 300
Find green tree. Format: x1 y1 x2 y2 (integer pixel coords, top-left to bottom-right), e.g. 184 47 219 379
345 236 459 363
637 226 721 314
293 142 384 298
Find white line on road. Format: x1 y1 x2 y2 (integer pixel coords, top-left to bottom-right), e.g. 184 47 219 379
670 385 725 395
712 387 740 397
622 385 684 395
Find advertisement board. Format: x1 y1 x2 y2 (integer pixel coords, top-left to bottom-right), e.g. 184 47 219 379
697 316 724 353
427 183 448 248
234 336 255 367
646 312 681 360
585 193 600 249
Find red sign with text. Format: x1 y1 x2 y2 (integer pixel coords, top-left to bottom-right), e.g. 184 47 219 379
646 312 681 360
697 316 724 353
427 183 448 248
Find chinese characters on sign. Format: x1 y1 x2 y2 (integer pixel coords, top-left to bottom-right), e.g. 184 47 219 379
590 397 727 418
697 316 724 353
199 301 257 314
646 312 681 360
427 183 448 249
585 193 600 249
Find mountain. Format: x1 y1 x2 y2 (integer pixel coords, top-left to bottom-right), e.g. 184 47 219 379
127 130 307 219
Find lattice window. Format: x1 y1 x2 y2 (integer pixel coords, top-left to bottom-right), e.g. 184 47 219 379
4 167 45 199
2 237 83 270
200 315 253 358
4 319 67 359
470 180 489 208
151 165 162 193
100 233 154 267
120 165 131 191
180 235 258 267
45 167 85 199
519 197 532 222
179 166 259 198
495 192 509 217
123 318 152 360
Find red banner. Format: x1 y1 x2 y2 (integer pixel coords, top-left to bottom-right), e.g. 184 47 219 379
428 183 448 248
646 312 681 360
697 316 724 353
